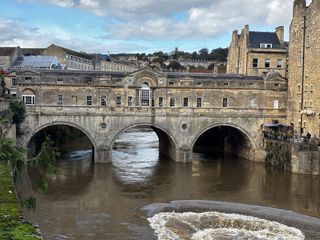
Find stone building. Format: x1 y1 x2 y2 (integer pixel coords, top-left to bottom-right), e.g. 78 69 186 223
227 25 288 77
288 0 320 137
42 44 94 71
0 47 23 69
14 68 287 162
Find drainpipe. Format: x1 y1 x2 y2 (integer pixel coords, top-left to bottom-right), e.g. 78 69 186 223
300 16 306 136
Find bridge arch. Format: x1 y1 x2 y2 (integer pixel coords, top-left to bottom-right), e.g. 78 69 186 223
24 121 97 157
192 123 257 160
109 123 178 161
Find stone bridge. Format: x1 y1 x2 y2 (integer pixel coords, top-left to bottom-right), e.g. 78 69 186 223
15 68 287 163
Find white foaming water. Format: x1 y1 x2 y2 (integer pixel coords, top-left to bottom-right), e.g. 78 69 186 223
148 212 305 240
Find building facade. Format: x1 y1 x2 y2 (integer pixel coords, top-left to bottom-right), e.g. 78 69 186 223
288 0 320 137
14 68 287 163
42 44 94 71
227 25 288 77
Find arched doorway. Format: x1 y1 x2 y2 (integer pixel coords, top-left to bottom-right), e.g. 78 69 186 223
192 125 254 160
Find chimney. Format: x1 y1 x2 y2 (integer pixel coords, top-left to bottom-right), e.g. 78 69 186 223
293 0 306 17
275 26 284 46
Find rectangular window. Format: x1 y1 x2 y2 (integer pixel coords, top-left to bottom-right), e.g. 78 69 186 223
183 97 189 107
276 59 283 68
116 96 121 107
170 97 175 107
305 84 308 92
297 84 301 94
57 95 63 106
57 78 63 83
223 98 228 108
140 89 150 106
260 43 272 48
197 98 202 108
304 101 308 109
252 58 258 68
128 96 133 106
273 100 279 109
248 98 255 108
159 97 163 108
12 78 17 87
22 95 35 105
265 59 270 68
306 35 310 48
86 96 92 106
100 96 107 106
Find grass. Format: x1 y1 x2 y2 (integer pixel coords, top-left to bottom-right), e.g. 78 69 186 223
0 162 41 240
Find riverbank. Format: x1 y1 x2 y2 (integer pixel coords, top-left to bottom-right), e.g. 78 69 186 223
0 161 41 240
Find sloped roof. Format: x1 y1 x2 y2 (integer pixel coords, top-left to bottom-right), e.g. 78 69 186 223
0 47 17 56
54 45 92 60
22 48 45 56
249 31 282 49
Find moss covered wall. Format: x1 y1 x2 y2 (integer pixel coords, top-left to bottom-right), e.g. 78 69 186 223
0 161 41 240
265 140 291 172
265 140 320 175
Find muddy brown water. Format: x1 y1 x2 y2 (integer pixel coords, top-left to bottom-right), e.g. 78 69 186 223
21 128 320 239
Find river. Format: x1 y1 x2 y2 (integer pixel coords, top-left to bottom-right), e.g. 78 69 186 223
21 127 320 239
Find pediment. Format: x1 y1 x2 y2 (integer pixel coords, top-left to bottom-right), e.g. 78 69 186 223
126 67 164 87
16 69 40 76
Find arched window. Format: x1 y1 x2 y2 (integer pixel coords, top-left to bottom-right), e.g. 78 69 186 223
22 89 35 105
140 82 150 106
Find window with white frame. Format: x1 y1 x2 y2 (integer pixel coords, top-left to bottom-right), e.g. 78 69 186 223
276 59 283 68
265 59 271 68
260 43 273 48
273 100 279 109
140 82 150 106
22 95 35 105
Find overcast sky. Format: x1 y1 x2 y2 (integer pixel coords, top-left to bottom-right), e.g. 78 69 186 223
0 0 313 54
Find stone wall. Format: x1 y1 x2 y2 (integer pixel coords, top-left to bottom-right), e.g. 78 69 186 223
291 146 320 175
265 139 320 175
288 0 320 137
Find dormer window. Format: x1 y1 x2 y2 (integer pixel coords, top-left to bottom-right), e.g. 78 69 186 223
260 43 273 48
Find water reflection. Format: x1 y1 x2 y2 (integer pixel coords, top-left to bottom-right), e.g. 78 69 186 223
21 127 320 240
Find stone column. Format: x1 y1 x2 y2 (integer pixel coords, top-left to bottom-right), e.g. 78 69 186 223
94 146 112 164
175 146 193 162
